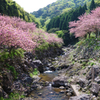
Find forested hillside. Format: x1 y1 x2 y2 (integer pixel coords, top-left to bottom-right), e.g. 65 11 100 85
31 0 91 18
47 4 87 31
46 4 87 45
46 0 100 45
0 0 40 27
31 0 91 27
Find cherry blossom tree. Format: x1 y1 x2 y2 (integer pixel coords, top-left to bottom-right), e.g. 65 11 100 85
69 7 100 38
0 15 37 52
0 15 63 54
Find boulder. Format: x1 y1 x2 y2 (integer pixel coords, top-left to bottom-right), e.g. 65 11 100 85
52 76 68 87
0 86 8 98
32 75 41 83
50 66 56 71
2 70 13 93
57 65 69 70
20 73 33 85
32 60 44 73
90 82 100 96
86 65 100 80
12 81 27 92
66 88 74 95
22 64 30 73
24 52 34 61
59 86 65 89
23 77 33 84
94 76 100 84
69 94 91 100
77 78 88 88
21 97 34 100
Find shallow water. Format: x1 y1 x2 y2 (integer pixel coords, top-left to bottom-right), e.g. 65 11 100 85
30 71 69 100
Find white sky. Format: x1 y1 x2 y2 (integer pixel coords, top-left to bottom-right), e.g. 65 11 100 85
13 0 57 13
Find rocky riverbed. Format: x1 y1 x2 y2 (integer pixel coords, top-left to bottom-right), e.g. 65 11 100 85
49 45 100 100
22 45 100 100
1 45 100 100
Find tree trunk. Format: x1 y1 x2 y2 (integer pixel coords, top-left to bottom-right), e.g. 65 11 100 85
89 33 90 38
98 30 99 38
85 34 87 38
96 30 98 38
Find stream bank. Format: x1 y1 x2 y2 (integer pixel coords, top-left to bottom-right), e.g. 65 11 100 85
20 44 100 100
0 47 63 100
21 39 100 100
28 70 72 100
1 41 100 100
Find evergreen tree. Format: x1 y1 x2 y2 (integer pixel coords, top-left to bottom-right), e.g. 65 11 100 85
46 4 87 45
0 0 40 27
89 0 96 11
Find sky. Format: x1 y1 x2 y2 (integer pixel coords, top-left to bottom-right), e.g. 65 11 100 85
13 0 57 13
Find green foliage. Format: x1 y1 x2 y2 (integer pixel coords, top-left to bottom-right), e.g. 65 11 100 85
31 0 96 29
14 48 24 58
29 68 39 78
46 4 87 45
0 0 40 27
47 4 87 31
82 66 86 69
33 68 39 75
0 93 25 100
62 8 72 13
89 58 93 60
82 62 87 66
68 79 71 83
6 63 18 79
72 61 75 64
89 0 96 11
48 28 60 33
95 0 100 7
29 73 33 78
0 48 24 62
75 37 100 60
31 0 90 28
35 41 49 52
77 37 97 47
55 30 64 38
87 62 95 66
0 51 9 62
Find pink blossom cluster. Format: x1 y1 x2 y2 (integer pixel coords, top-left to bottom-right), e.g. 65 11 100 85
0 15 36 33
32 29 63 47
69 7 100 37
0 15 37 51
0 15 63 52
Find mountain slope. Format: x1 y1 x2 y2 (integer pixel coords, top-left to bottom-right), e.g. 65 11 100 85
31 0 91 18
0 0 40 27
31 0 91 27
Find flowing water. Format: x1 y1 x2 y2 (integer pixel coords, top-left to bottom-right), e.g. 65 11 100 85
29 69 70 100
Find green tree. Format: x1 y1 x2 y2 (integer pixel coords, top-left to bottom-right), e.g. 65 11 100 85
89 0 96 11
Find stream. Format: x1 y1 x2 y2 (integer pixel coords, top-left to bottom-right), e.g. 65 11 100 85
29 68 72 100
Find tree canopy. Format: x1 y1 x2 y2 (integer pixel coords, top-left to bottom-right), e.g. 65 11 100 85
0 15 63 52
69 7 100 38
0 0 41 27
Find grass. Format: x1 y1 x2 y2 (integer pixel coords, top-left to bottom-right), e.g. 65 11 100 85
72 61 75 64
87 62 95 66
0 93 25 100
89 58 93 60
82 66 86 69
82 62 87 66
75 37 100 61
